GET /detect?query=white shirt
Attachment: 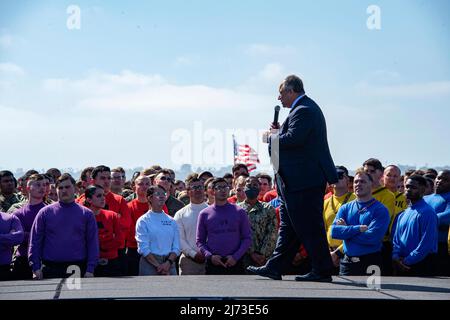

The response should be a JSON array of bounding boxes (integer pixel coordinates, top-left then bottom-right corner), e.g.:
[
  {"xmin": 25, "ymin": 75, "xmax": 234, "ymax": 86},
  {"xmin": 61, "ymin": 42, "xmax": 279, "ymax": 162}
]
[
  {"xmin": 173, "ymin": 202, "xmax": 208, "ymax": 258},
  {"xmin": 135, "ymin": 211, "xmax": 180, "ymax": 257}
]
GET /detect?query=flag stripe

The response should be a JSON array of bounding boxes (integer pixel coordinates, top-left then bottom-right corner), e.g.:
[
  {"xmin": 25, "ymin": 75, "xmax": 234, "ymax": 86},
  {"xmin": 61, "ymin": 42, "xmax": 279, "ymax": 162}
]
[{"xmin": 233, "ymin": 137, "xmax": 260, "ymax": 172}]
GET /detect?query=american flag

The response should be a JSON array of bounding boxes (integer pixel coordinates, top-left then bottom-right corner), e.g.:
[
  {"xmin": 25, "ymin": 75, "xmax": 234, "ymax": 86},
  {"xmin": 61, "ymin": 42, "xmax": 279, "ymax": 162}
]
[{"xmin": 233, "ymin": 135, "xmax": 260, "ymax": 172}]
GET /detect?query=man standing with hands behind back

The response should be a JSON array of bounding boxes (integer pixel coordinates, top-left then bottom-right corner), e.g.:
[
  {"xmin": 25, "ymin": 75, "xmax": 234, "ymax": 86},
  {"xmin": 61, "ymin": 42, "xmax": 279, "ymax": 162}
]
[{"xmin": 248, "ymin": 74, "xmax": 338, "ymax": 282}]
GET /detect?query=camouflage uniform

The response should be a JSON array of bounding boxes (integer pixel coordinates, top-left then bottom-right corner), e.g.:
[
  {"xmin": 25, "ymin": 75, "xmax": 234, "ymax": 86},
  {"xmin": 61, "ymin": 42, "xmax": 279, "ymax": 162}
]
[
  {"xmin": 237, "ymin": 200, "xmax": 278, "ymax": 266},
  {"xmin": 7, "ymin": 198, "xmax": 53, "ymax": 214},
  {"xmin": 0, "ymin": 193, "xmax": 25, "ymax": 213},
  {"xmin": 166, "ymin": 195, "xmax": 185, "ymax": 217},
  {"xmin": 125, "ymin": 192, "xmax": 137, "ymax": 203},
  {"xmin": 122, "ymin": 189, "xmax": 134, "ymax": 201},
  {"xmin": 7, "ymin": 199, "xmax": 27, "ymax": 214}
]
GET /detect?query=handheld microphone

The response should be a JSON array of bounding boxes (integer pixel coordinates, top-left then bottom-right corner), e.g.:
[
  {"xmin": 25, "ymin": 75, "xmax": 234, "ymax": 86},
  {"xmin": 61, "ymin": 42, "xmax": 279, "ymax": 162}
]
[{"xmin": 273, "ymin": 105, "xmax": 281, "ymax": 128}]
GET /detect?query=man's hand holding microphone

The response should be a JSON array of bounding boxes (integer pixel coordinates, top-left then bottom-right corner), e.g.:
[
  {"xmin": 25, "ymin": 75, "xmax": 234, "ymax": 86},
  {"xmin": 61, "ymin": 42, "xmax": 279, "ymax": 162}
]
[{"xmin": 263, "ymin": 105, "xmax": 280, "ymax": 143}]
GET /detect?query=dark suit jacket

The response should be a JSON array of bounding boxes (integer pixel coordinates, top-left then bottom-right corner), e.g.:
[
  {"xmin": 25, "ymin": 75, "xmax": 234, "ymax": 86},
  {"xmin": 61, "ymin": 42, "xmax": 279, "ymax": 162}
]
[{"xmin": 270, "ymin": 95, "xmax": 338, "ymax": 192}]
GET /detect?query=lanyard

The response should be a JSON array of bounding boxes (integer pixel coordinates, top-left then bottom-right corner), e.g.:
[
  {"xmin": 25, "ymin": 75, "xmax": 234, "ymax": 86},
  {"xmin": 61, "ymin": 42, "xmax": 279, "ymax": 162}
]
[{"xmin": 356, "ymin": 199, "xmax": 377, "ymax": 214}]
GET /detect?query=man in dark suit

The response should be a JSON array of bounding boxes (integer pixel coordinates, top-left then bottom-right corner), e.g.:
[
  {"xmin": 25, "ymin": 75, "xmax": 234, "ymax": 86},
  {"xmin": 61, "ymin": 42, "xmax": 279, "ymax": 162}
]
[{"xmin": 247, "ymin": 75, "xmax": 338, "ymax": 282}]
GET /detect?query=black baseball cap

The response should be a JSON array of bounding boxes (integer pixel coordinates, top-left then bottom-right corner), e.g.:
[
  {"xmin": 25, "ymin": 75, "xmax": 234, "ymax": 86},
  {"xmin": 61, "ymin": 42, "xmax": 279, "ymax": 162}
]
[{"xmin": 335, "ymin": 166, "xmax": 349, "ymax": 176}]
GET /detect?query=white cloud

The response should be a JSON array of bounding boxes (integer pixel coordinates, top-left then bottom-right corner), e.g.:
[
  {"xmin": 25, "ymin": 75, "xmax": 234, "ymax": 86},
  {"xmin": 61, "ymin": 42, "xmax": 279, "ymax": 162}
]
[
  {"xmin": 259, "ymin": 63, "xmax": 284, "ymax": 82},
  {"xmin": 0, "ymin": 104, "xmax": 44, "ymax": 130},
  {"xmin": 355, "ymin": 81, "xmax": 450, "ymax": 98},
  {"xmin": 41, "ymin": 69, "xmax": 271, "ymax": 112},
  {"xmin": 43, "ymin": 70, "xmax": 165, "ymax": 94},
  {"xmin": 0, "ymin": 62, "xmax": 25, "ymax": 76},
  {"xmin": 237, "ymin": 63, "xmax": 285, "ymax": 94}
]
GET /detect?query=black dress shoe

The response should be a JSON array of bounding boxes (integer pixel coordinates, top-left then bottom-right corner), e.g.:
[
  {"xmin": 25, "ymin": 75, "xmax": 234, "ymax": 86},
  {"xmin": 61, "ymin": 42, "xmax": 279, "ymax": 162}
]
[
  {"xmin": 247, "ymin": 266, "xmax": 282, "ymax": 280},
  {"xmin": 295, "ymin": 272, "xmax": 332, "ymax": 282}
]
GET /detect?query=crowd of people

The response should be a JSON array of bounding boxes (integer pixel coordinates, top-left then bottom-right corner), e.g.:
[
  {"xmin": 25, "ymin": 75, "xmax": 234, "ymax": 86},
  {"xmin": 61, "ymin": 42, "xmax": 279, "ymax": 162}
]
[{"xmin": 0, "ymin": 160, "xmax": 449, "ymax": 281}]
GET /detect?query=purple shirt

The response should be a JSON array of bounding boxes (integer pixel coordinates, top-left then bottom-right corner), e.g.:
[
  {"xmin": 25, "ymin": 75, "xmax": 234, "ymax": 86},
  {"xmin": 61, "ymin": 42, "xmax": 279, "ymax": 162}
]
[
  {"xmin": 196, "ymin": 202, "xmax": 252, "ymax": 261},
  {"xmin": 12, "ymin": 202, "xmax": 46, "ymax": 257},
  {"xmin": 0, "ymin": 211, "xmax": 24, "ymax": 265},
  {"xmin": 28, "ymin": 201, "xmax": 99, "ymax": 273}
]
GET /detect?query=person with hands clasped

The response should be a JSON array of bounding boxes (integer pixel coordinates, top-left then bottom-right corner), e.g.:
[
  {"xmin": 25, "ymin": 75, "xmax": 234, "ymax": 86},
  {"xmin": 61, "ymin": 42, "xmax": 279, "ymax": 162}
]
[
  {"xmin": 136, "ymin": 185, "xmax": 180, "ymax": 276},
  {"xmin": 196, "ymin": 178, "xmax": 252, "ymax": 275}
]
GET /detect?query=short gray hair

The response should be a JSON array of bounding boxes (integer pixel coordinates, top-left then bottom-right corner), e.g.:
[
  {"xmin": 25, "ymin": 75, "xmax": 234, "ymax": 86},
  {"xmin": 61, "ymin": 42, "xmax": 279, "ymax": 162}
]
[{"xmin": 283, "ymin": 75, "xmax": 304, "ymax": 93}]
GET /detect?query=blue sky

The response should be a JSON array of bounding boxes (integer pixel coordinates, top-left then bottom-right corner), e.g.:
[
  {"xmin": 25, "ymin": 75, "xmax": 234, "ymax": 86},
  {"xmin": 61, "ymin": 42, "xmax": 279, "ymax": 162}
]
[{"xmin": 1, "ymin": 0, "xmax": 449, "ymax": 173}]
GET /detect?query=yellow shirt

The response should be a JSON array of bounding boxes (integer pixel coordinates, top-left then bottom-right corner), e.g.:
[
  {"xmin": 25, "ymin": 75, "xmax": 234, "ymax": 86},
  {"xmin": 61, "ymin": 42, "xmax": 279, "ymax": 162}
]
[
  {"xmin": 323, "ymin": 192, "xmax": 356, "ymax": 249},
  {"xmin": 448, "ymin": 229, "xmax": 450, "ymax": 255},
  {"xmin": 394, "ymin": 191, "xmax": 408, "ymax": 215},
  {"xmin": 372, "ymin": 186, "xmax": 396, "ymax": 241}
]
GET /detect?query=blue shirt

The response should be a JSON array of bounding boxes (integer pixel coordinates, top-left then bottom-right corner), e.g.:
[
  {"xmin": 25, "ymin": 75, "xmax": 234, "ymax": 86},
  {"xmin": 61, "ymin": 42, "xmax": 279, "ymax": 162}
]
[
  {"xmin": 424, "ymin": 192, "xmax": 450, "ymax": 243},
  {"xmin": 289, "ymin": 94, "xmax": 306, "ymax": 111},
  {"xmin": 392, "ymin": 199, "xmax": 438, "ymax": 266},
  {"xmin": 331, "ymin": 199, "xmax": 389, "ymax": 257},
  {"xmin": 270, "ymin": 197, "xmax": 281, "ymax": 209}
]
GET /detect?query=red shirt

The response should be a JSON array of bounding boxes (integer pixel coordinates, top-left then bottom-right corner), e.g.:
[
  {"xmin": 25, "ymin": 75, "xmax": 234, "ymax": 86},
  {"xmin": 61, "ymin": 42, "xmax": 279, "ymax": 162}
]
[
  {"xmin": 324, "ymin": 191, "xmax": 333, "ymax": 200},
  {"xmin": 126, "ymin": 199, "xmax": 149, "ymax": 249},
  {"xmin": 227, "ymin": 195, "xmax": 237, "ymax": 204},
  {"xmin": 78, "ymin": 192, "xmax": 131, "ymax": 249},
  {"xmin": 263, "ymin": 189, "xmax": 278, "ymax": 202},
  {"xmin": 95, "ymin": 209, "xmax": 122, "ymax": 259}
]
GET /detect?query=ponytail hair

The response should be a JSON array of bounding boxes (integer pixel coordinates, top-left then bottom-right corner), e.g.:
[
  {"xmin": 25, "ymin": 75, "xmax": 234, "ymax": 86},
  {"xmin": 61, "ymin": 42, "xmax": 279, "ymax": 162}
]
[{"xmin": 84, "ymin": 185, "xmax": 104, "ymax": 207}]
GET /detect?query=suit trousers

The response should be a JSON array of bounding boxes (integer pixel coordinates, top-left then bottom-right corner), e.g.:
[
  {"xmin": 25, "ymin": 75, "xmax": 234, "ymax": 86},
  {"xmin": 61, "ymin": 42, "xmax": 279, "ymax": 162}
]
[
  {"xmin": 0, "ymin": 264, "xmax": 11, "ymax": 281},
  {"xmin": 266, "ymin": 175, "xmax": 333, "ymax": 275}
]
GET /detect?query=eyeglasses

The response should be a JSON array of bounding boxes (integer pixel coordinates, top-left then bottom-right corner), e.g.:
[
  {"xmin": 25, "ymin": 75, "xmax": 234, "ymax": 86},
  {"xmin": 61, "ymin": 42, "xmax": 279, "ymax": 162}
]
[
  {"xmin": 154, "ymin": 192, "xmax": 167, "ymax": 197},
  {"xmin": 159, "ymin": 176, "xmax": 173, "ymax": 182},
  {"xmin": 214, "ymin": 185, "xmax": 230, "ymax": 191}
]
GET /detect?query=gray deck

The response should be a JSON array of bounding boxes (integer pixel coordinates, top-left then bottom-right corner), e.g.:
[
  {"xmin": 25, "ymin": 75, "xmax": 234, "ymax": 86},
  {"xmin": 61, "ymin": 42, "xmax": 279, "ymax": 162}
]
[{"xmin": 1, "ymin": 275, "xmax": 449, "ymax": 300}]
